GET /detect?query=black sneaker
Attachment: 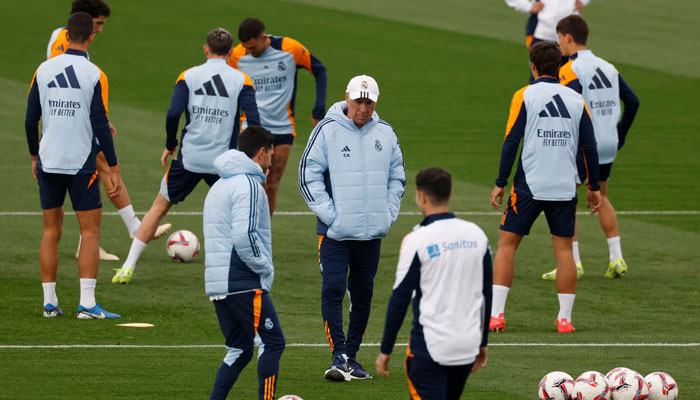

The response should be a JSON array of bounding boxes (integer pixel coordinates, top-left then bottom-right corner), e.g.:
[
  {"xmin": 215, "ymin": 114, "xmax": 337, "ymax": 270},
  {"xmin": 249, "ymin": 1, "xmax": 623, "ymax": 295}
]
[
  {"xmin": 348, "ymin": 358, "xmax": 373, "ymax": 380},
  {"xmin": 324, "ymin": 354, "xmax": 352, "ymax": 382}
]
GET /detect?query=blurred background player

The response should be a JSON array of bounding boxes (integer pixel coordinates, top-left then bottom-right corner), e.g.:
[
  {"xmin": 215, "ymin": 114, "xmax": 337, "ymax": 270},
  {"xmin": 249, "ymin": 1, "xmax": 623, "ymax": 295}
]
[
  {"xmin": 488, "ymin": 42, "xmax": 601, "ymax": 333},
  {"xmin": 541, "ymin": 15, "xmax": 640, "ymax": 280},
  {"xmin": 47, "ymin": 0, "xmax": 171, "ymax": 261},
  {"xmin": 111, "ymin": 28, "xmax": 260, "ymax": 284},
  {"xmin": 230, "ymin": 17, "xmax": 327, "ymax": 215},
  {"xmin": 299, "ymin": 75, "xmax": 405, "ymax": 381},
  {"xmin": 204, "ymin": 127, "xmax": 285, "ymax": 400},
  {"xmin": 376, "ymin": 167, "xmax": 491, "ymax": 399},
  {"xmin": 27, "ymin": 12, "xmax": 121, "ymax": 319}
]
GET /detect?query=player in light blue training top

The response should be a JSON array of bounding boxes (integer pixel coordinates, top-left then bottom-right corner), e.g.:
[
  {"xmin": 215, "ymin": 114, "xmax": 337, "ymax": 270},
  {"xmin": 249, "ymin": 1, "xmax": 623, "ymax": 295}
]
[
  {"xmin": 112, "ymin": 28, "xmax": 260, "ymax": 284},
  {"xmin": 26, "ymin": 12, "xmax": 121, "ymax": 319},
  {"xmin": 230, "ymin": 17, "xmax": 327, "ymax": 215},
  {"xmin": 489, "ymin": 42, "xmax": 601, "ymax": 334}
]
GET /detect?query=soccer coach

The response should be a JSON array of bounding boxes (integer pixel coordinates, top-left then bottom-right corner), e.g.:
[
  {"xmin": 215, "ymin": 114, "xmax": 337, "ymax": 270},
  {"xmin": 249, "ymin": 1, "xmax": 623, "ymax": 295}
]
[{"xmin": 299, "ymin": 75, "xmax": 406, "ymax": 381}]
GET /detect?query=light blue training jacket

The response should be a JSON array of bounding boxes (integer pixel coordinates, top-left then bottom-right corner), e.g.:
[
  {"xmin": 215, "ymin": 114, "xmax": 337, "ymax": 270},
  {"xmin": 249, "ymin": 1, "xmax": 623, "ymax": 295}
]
[
  {"xmin": 298, "ymin": 100, "xmax": 406, "ymax": 241},
  {"xmin": 203, "ymin": 149, "xmax": 273, "ymax": 296}
]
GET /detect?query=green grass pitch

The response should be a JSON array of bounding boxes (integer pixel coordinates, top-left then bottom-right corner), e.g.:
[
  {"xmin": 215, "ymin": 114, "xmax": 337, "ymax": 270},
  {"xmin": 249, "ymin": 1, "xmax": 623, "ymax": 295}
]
[{"xmin": 1, "ymin": 0, "xmax": 699, "ymax": 398}]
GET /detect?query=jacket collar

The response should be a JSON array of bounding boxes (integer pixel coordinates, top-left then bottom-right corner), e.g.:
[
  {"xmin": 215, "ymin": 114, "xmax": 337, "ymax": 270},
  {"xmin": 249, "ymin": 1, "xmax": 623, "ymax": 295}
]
[
  {"xmin": 420, "ymin": 212, "xmax": 455, "ymax": 226},
  {"xmin": 65, "ymin": 48, "xmax": 88, "ymax": 58}
]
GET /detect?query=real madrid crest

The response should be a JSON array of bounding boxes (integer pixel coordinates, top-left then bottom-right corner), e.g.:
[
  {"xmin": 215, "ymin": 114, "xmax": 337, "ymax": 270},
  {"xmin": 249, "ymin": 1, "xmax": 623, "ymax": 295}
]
[
  {"xmin": 375, "ymin": 140, "xmax": 382, "ymax": 152},
  {"xmin": 361, "ymin": 81, "xmax": 368, "ymax": 89},
  {"xmin": 278, "ymin": 61, "xmax": 286, "ymax": 71},
  {"xmin": 265, "ymin": 317, "xmax": 273, "ymax": 329}
]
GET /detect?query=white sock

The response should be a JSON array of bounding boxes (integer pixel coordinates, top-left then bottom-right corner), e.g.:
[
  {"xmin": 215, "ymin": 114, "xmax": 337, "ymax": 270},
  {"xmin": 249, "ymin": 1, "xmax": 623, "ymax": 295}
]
[
  {"xmin": 572, "ymin": 241, "xmax": 581, "ymax": 264},
  {"xmin": 557, "ymin": 293, "xmax": 576, "ymax": 322},
  {"xmin": 491, "ymin": 285, "xmax": 510, "ymax": 317},
  {"xmin": 118, "ymin": 205, "xmax": 141, "ymax": 237},
  {"xmin": 607, "ymin": 236, "xmax": 622, "ymax": 262},
  {"xmin": 42, "ymin": 282, "xmax": 58, "ymax": 307},
  {"xmin": 122, "ymin": 238, "xmax": 148, "ymax": 271},
  {"xmin": 79, "ymin": 278, "xmax": 97, "ymax": 308}
]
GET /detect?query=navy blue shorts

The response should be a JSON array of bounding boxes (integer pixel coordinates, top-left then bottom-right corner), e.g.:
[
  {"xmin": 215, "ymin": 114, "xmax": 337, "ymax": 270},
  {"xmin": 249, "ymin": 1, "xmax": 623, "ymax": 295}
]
[
  {"xmin": 405, "ymin": 333, "xmax": 474, "ymax": 400},
  {"xmin": 159, "ymin": 158, "xmax": 218, "ymax": 204},
  {"xmin": 37, "ymin": 169, "xmax": 102, "ymax": 211},
  {"xmin": 577, "ymin": 153, "xmax": 612, "ymax": 182},
  {"xmin": 272, "ymin": 134, "xmax": 294, "ymax": 147},
  {"xmin": 500, "ymin": 192, "xmax": 577, "ymax": 237}
]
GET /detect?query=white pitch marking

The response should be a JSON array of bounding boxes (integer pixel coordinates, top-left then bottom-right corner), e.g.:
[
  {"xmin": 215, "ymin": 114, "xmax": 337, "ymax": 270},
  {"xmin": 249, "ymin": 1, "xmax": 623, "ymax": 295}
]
[
  {"xmin": 1, "ymin": 343, "xmax": 698, "ymax": 349},
  {"xmin": 1, "ymin": 211, "xmax": 699, "ymax": 216}
]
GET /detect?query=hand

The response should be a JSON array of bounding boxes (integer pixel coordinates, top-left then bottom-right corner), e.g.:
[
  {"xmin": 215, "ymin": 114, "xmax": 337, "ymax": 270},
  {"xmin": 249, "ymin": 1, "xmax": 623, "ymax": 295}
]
[
  {"xmin": 375, "ymin": 353, "xmax": 391, "ymax": 378},
  {"xmin": 490, "ymin": 185, "xmax": 505, "ymax": 210},
  {"xmin": 574, "ymin": 0, "xmax": 584, "ymax": 13},
  {"xmin": 531, "ymin": 2, "xmax": 544, "ymax": 14},
  {"xmin": 587, "ymin": 190, "xmax": 601, "ymax": 214},
  {"xmin": 311, "ymin": 116, "xmax": 321, "ymax": 128},
  {"xmin": 161, "ymin": 148, "xmax": 175, "ymax": 168},
  {"xmin": 109, "ymin": 122, "xmax": 117, "ymax": 137},
  {"xmin": 31, "ymin": 156, "xmax": 38, "ymax": 180},
  {"xmin": 106, "ymin": 165, "xmax": 121, "ymax": 198},
  {"xmin": 471, "ymin": 347, "xmax": 488, "ymax": 373}
]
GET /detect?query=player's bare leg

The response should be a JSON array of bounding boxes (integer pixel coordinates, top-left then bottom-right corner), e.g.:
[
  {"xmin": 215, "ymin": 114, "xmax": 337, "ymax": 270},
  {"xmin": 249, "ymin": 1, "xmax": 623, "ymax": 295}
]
[
  {"xmin": 76, "ymin": 209, "xmax": 102, "ymax": 280},
  {"xmin": 598, "ymin": 181, "xmax": 627, "ymax": 277},
  {"xmin": 490, "ymin": 230, "xmax": 523, "ymax": 332},
  {"xmin": 98, "ymin": 152, "xmax": 132, "ymax": 210},
  {"xmin": 40, "ymin": 207, "xmax": 64, "ymax": 283},
  {"xmin": 262, "ymin": 144, "xmax": 289, "ymax": 215},
  {"xmin": 552, "ymin": 235, "xmax": 576, "ymax": 332},
  {"xmin": 543, "ymin": 198, "xmax": 583, "ymax": 280}
]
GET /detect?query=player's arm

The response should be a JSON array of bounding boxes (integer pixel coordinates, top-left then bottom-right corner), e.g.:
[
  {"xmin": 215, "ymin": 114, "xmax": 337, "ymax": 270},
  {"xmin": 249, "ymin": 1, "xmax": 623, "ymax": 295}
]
[
  {"xmin": 283, "ymin": 37, "xmax": 327, "ymax": 123},
  {"xmin": 25, "ymin": 71, "xmax": 41, "ymax": 179},
  {"xmin": 377, "ymin": 238, "xmax": 420, "ymax": 378},
  {"xmin": 91, "ymin": 76, "xmax": 121, "ymax": 197},
  {"xmin": 579, "ymin": 105, "xmax": 602, "ymax": 213},
  {"xmin": 298, "ymin": 124, "xmax": 337, "ymax": 226},
  {"xmin": 616, "ymin": 75, "xmax": 640, "ymax": 150},
  {"xmin": 238, "ymin": 73, "xmax": 260, "ymax": 126},
  {"xmin": 387, "ymin": 133, "xmax": 406, "ymax": 224},
  {"xmin": 230, "ymin": 180, "xmax": 273, "ymax": 277},
  {"xmin": 492, "ymin": 88, "xmax": 527, "ymax": 209},
  {"xmin": 472, "ymin": 248, "xmax": 493, "ymax": 373},
  {"xmin": 505, "ymin": 0, "xmax": 539, "ymax": 14},
  {"xmin": 559, "ymin": 61, "xmax": 582, "ymax": 93},
  {"xmin": 164, "ymin": 72, "xmax": 189, "ymax": 166}
]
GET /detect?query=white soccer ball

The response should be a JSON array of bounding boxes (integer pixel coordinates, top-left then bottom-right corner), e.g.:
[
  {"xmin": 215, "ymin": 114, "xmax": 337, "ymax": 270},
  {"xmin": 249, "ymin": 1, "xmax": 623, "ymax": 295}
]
[
  {"xmin": 644, "ymin": 372, "xmax": 678, "ymax": 400},
  {"xmin": 606, "ymin": 367, "xmax": 631, "ymax": 383},
  {"xmin": 610, "ymin": 370, "xmax": 649, "ymax": 400},
  {"xmin": 539, "ymin": 371, "xmax": 575, "ymax": 400},
  {"xmin": 166, "ymin": 230, "xmax": 200, "ymax": 262},
  {"xmin": 277, "ymin": 396, "xmax": 304, "ymax": 400},
  {"xmin": 574, "ymin": 371, "xmax": 611, "ymax": 400}
]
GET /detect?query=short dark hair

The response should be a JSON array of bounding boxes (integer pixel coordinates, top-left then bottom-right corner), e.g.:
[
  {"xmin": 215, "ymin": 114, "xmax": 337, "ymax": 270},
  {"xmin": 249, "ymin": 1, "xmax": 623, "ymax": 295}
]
[
  {"xmin": 238, "ymin": 126, "xmax": 274, "ymax": 158},
  {"xmin": 556, "ymin": 15, "xmax": 589, "ymax": 45},
  {"xmin": 529, "ymin": 41, "xmax": 561, "ymax": 77},
  {"xmin": 71, "ymin": 0, "xmax": 111, "ymax": 18},
  {"xmin": 238, "ymin": 18, "xmax": 265, "ymax": 42},
  {"xmin": 206, "ymin": 28, "xmax": 233, "ymax": 56},
  {"xmin": 67, "ymin": 12, "xmax": 94, "ymax": 43},
  {"xmin": 416, "ymin": 167, "xmax": 452, "ymax": 205}
]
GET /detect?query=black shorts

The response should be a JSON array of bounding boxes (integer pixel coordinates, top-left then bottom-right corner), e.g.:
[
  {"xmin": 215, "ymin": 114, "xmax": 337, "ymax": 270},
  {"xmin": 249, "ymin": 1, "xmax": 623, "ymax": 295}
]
[
  {"xmin": 500, "ymin": 192, "xmax": 577, "ymax": 237},
  {"xmin": 273, "ymin": 134, "xmax": 294, "ymax": 146},
  {"xmin": 159, "ymin": 158, "xmax": 219, "ymax": 205},
  {"xmin": 37, "ymin": 169, "xmax": 102, "ymax": 211},
  {"xmin": 577, "ymin": 152, "xmax": 613, "ymax": 182}
]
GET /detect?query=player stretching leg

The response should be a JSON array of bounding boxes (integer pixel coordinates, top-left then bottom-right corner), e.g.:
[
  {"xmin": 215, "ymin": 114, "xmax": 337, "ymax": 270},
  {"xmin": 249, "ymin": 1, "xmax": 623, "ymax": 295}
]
[{"xmin": 488, "ymin": 42, "xmax": 601, "ymax": 333}]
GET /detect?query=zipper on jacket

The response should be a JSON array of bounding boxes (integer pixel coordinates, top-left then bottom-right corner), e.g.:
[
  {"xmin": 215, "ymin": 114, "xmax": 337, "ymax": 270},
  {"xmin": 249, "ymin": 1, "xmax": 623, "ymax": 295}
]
[{"xmin": 360, "ymin": 125, "xmax": 369, "ymax": 239}]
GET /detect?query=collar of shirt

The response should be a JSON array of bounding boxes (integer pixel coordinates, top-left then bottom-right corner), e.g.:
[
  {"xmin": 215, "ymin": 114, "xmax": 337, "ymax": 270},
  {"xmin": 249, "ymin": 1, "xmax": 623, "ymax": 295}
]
[
  {"xmin": 532, "ymin": 76, "xmax": 559, "ymax": 84},
  {"xmin": 65, "ymin": 48, "xmax": 88, "ymax": 58},
  {"xmin": 206, "ymin": 58, "xmax": 228, "ymax": 65},
  {"xmin": 420, "ymin": 212, "xmax": 455, "ymax": 226}
]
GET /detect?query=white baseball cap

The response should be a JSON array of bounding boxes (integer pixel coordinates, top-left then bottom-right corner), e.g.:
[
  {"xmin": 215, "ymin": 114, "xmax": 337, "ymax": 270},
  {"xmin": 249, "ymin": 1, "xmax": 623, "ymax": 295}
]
[{"xmin": 346, "ymin": 75, "xmax": 379, "ymax": 102}]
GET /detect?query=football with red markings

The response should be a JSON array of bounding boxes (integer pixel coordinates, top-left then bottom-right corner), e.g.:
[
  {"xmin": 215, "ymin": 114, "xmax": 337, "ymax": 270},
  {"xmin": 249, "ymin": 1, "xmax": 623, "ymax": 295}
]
[
  {"xmin": 610, "ymin": 370, "xmax": 649, "ymax": 400},
  {"xmin": 277, "ymin": 396, "xmax": 304, "ymax": 400},
  {"xmin": 574, "ymin": 371, "xmax": 611, "ymax": 400},
  {"xmin": 166, "ymin": 230, "xmax": 200, "ymax": 262},
  {"xmin": 539, "ymin": 371, "xmax": 575, "ymax": 400},
  {"xmin": 644, "ymin": 372, "xmax": 678, "ymax": 400}
]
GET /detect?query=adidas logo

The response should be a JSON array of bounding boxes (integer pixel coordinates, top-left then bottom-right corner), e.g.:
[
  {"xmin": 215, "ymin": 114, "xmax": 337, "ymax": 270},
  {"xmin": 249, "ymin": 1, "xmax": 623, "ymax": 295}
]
[
  {"xmin": 47, "ymin": 65, "xmax": 81, "ymax": 89},
  {"xmin": 194, "ymin": 74, "xmax": 229, "ymax": 97},
  {"xmin": 341, "ymin": 145, "xmax": 351, "ymax": 157},
  {"xmin": 588, "ymin": 67, "xmax": 613, "ymax": 90},
  {"xmin": 538, "ymin": 94, "xmax": 571, "ymax": 119}
]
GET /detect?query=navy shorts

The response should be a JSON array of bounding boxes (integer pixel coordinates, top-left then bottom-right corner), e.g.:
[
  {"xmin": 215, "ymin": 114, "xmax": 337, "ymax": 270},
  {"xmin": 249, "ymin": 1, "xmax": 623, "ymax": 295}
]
[
  {"xmin": 405, "ymin": 333, "xmax": 474, "ymax": 400},
  {"xmin": 159, "ymin": 158, "xmax": 219, "ymax": 204},
  {"xmin": 272, "ymin": 134, "xmax": 294, "ymax": 147},
  {"xmin": 500, "ymin": 192, "xmax": 577, "ymax": 237},
  {"xmin": 37, "ymin": 169, "xmax": 102, "ymax": 211},
  {"xmin": 577, "ymin": 153, "xmax": 613, "ymax": 182}
]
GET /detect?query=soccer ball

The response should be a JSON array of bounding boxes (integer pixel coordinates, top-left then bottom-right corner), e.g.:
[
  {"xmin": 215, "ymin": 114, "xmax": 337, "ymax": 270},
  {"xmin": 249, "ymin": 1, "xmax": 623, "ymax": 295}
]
[
  {"xmin": 644, "ymin": 372, "xmax": 678, "ymax": 400},
  {"xmin": 166, "ymin": 230, "xmax": 200, "ymax": 262},
  {"xmin": 606, "ymin": 367, "xmax": 631, "ymax": 383},
  {"xmin": 277, "ymin": 396, "xmax": 304, "ymax": 400},
  {"xmin": 610, "ymin": 370, "xmax": 649, "ymax": 400},
  {"xmin": 574, "ymin": 371, "xmax": 611, "ymax": 400},
  {"xmin": 539, "ymin": 371, "xmax": 575, "ymax": 400}
]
